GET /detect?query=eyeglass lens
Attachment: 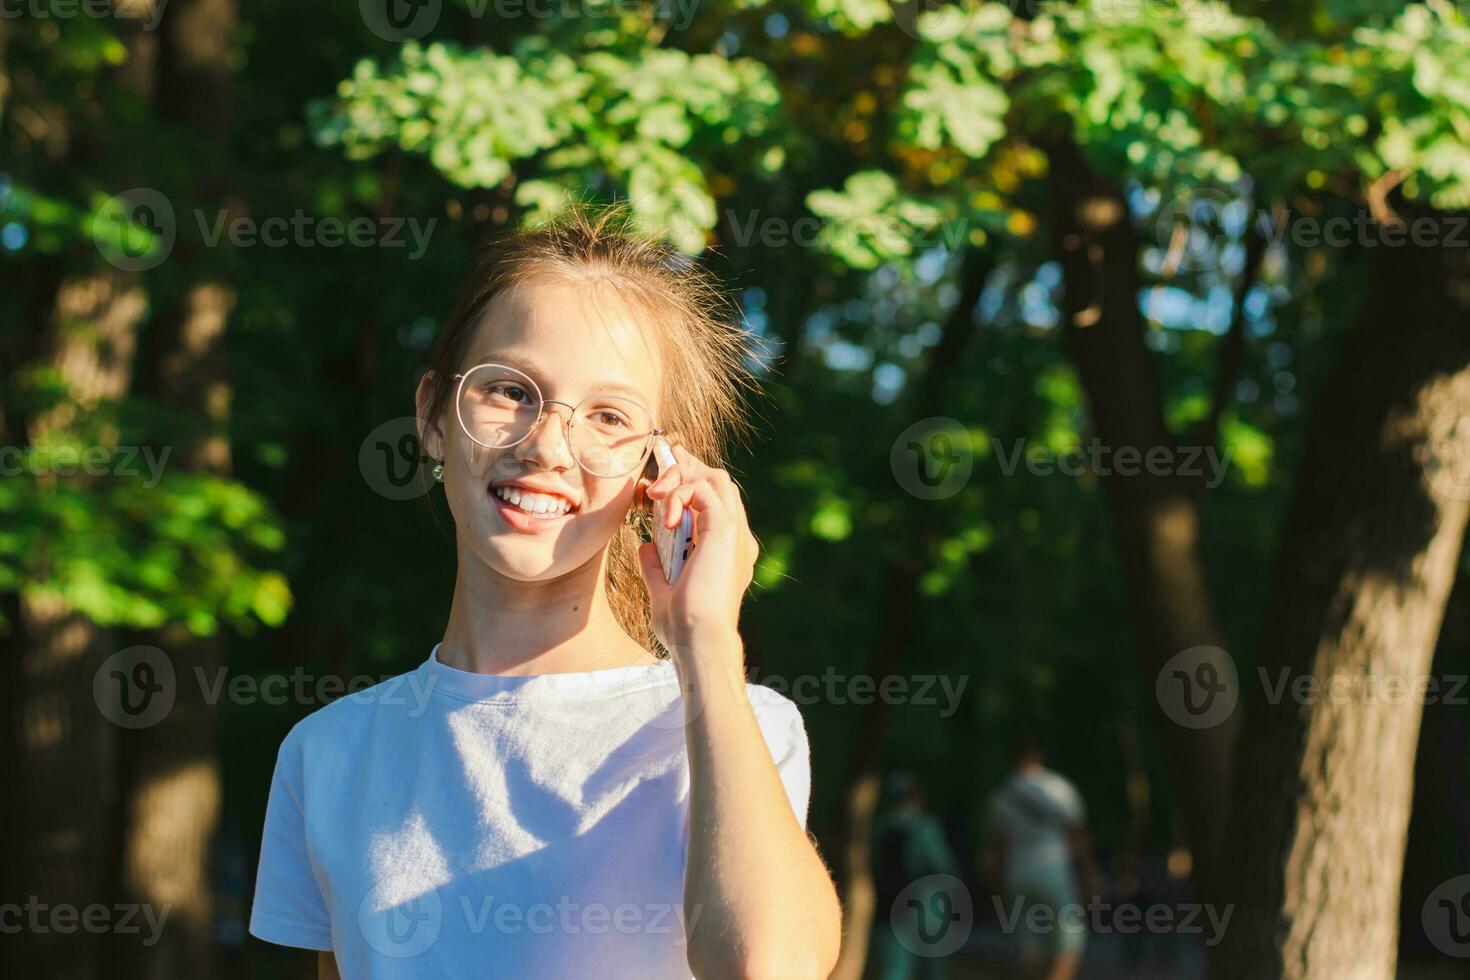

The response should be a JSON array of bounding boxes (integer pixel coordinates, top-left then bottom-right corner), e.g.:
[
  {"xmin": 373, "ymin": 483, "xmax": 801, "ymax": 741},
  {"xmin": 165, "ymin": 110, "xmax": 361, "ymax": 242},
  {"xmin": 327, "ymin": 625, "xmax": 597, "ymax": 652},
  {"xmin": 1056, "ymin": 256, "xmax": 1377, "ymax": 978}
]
[{"xmin": 457, "ymin": 364, "xmax": 653, "ymax": 478}]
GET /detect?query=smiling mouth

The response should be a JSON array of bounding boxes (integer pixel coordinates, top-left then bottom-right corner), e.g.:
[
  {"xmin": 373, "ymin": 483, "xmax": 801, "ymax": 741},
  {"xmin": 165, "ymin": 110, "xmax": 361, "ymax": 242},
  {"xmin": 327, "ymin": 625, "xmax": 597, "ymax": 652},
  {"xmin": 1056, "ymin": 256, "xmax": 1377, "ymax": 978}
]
[{"xmin": 490, "ymin": 484, "xmax": 579, "ymax": 518}]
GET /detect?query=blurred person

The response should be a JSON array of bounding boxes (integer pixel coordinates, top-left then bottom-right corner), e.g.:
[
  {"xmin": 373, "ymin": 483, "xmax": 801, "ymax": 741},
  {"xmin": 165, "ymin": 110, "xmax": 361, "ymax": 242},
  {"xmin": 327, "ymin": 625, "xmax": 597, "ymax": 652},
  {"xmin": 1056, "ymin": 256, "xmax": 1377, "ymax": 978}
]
[
  {"xmin": 247, "ymin": 207, "xmax": 842, "ymax": 979},
  {"xmin": 980, "ymin": 736, "xmax": 1095, "ymax": 980},
  {"xmin": 867, "ymin": 773, "xmax": 965, "ymax": 980}
]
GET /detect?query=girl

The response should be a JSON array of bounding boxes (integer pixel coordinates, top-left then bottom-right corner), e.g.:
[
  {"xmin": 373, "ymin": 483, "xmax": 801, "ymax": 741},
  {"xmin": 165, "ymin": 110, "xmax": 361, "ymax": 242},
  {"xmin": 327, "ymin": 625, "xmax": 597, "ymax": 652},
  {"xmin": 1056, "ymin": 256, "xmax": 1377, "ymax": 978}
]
[{"xmin": 248, "ymin": 207, "xmax": 843, "ymax": 979}]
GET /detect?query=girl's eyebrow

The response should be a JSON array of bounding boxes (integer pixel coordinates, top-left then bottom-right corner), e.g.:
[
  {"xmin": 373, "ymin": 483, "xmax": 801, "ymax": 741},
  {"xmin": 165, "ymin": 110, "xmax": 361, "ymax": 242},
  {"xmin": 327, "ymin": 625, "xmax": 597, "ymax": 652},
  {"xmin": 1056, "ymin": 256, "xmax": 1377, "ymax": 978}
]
[{"xmin": 476, "ymin": 350, "xmax": 650, "ymax": 402}]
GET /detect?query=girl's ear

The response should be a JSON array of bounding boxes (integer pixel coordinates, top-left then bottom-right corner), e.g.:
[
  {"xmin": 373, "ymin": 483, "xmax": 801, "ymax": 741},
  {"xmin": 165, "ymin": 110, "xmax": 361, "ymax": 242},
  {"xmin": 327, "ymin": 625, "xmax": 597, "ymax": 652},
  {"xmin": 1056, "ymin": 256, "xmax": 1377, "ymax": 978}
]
[
  {"xmin": 632, "ymin": 456, "xmax": 655, "ymax": 510},
  {"xmin": 632, "ymin": 436, "xmax": 672, "ymax": 509},
  {"xmin": 414, "ymin": 371, "xmax": 446, "ymax": 461}
]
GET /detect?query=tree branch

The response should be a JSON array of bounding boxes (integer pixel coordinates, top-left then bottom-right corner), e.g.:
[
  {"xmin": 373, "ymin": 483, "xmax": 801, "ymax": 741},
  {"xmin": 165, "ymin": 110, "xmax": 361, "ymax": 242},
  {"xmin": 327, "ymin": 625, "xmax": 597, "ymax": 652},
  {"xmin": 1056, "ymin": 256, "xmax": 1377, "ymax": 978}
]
[{"xmin": 1200, "ymin": 206, "xmax": 1271, "ymax": 455}]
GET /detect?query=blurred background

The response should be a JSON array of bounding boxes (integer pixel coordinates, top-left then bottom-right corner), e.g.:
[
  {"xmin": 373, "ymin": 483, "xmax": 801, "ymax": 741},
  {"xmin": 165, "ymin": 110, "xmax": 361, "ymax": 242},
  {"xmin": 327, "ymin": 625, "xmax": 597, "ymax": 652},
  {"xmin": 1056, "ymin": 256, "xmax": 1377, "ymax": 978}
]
[{"xmin": 4, "ymin": 0, "xmax": 1470, "ymax": 977}]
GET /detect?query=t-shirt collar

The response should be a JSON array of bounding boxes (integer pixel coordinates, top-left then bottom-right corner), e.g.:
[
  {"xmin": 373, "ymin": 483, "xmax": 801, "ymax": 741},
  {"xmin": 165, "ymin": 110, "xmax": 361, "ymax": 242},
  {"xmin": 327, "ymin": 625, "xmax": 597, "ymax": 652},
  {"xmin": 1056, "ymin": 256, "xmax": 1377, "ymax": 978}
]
[{"xmin": 420, "ymin": 642, "xmax": 676, "ymax": 704}]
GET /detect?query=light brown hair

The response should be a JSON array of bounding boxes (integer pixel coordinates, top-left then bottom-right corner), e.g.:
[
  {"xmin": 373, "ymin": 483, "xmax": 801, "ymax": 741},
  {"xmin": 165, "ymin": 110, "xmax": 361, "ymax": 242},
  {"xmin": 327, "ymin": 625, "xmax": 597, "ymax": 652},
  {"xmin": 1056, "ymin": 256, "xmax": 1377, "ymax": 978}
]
[{"xmin": 420, "ymin": 204, "xmax": 760, "ymax": 652}]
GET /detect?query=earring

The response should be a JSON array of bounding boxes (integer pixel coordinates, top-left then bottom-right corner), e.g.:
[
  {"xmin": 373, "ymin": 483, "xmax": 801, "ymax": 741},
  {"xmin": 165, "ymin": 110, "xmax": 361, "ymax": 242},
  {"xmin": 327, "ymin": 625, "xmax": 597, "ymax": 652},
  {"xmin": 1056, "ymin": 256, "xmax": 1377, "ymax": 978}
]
[{"xmin": 432, "ymin": 461, "xmax": 445, "ymax": 483}]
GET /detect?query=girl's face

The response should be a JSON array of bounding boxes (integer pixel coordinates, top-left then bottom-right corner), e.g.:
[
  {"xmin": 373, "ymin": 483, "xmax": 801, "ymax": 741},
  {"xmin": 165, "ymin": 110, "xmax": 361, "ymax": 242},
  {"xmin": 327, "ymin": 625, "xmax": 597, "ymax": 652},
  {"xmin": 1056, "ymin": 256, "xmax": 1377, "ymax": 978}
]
[{"xmin": 421, "ymin": 276, "xmax": 663, "ymax": 582}]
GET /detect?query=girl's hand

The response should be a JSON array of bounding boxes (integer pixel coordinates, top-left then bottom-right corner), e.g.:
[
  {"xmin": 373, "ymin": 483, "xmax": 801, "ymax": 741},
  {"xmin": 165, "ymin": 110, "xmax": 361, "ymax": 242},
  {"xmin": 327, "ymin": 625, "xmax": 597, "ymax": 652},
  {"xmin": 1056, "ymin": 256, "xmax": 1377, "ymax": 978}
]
[{"xmin": 636, "ymin": 444, "xmax": 759, "ymax": 660}]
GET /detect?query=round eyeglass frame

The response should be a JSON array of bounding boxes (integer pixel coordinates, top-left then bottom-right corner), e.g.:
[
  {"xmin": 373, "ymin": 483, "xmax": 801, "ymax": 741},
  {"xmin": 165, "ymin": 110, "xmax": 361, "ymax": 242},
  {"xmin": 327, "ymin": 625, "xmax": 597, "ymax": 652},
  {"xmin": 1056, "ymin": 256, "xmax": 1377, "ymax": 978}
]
[{"xmin": 451, "ymin": 362, "xmax": 664, "ymax": 479}]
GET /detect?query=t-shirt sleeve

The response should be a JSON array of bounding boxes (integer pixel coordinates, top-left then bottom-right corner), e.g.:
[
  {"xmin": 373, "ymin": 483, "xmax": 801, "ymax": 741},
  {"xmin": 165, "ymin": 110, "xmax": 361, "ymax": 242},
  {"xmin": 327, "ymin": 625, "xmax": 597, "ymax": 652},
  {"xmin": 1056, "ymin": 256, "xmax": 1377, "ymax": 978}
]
[
  {"xmin": 249, "ymin": 726, "xmax": 334, "ymax": 951},
  {"xmin": 753, "ymin": 689, "xmax": 812, "ymax": 831},
  {"xmin": 916, "ymin": 816, "xmax": 961, "ymax": 876},
  {"xmin": 1057, "ymin": 779, "xmax": 1086, "ymax": 826},
  {"xmin": 679, "ymin": 687, "xmax": 813, "ymax": 868}
]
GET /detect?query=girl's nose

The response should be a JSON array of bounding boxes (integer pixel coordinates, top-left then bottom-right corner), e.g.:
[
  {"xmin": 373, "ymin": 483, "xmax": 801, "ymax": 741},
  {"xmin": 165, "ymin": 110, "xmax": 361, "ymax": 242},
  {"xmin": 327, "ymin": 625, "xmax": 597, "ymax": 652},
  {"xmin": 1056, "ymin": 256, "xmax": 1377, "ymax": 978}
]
[{"xmin": 515, "ymin": 402, "xmax": 575, "ymax": 470}]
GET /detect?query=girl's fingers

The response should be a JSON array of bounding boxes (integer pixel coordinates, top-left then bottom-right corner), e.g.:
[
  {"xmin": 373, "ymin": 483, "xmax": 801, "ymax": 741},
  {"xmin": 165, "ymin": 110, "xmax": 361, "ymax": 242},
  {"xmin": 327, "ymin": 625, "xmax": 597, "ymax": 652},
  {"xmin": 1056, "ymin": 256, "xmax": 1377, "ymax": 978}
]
[
  {"xmin": 647, "ymin": 445, "xmax": 696, "ymax": 512},
  {"xmin": 665, "ymin": 479, "xmax": 726, "ymax": 531},
  {"xmin": 646, "ymin": 464, "xmax": 679, "ymax": 499},
  {"xmin": 636, "ymin": 541, "xmax": 672, "ymax": 599},
  {"xmin": 666, "ymin": 448, "xmax": 755, "ymax": 551},
  {"xmin": 671, "ymin": 444, "xmax": 719, "ymax": 484},
  {"xmin": 657, "ymin": 447, "xmax": 749, "ymax": 546},
  {"xmin": 708, "ymin": 467, "xmax": 743, "ymax": 516},
  {"xmin": 692, "ymin": 464, "xmax": 751, "ymax": 557},
  {"xmin": 672, "ymin": 445, "xmax": 743, "ymax": 513}
]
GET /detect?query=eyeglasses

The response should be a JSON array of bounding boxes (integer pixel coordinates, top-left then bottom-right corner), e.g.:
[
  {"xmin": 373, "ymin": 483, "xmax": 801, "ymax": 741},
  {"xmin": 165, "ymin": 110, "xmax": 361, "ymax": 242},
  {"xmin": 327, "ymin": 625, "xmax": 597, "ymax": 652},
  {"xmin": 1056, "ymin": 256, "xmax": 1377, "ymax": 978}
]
[{"xmin": 452, "ymin": 363, "xmax": 662, "ymax": 479}]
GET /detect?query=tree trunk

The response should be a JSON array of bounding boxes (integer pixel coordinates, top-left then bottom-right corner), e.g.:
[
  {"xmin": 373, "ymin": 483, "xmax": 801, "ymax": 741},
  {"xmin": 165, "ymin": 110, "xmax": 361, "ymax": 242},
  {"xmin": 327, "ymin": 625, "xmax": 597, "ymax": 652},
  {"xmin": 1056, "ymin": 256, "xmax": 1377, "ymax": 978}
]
[
  {"xmin": 829, "ymin": 248, "xmax": 990, "ymax": 980},
  {"xmin": 829, "ymin": 564, "xmax": 920, "ymax": 980},
  {"xmin": 7, "ymin": 270, "xmax": 147, "ymax": 978},
  {"xmin": 1399, "ymin": 571, "xmax": 1470, "ymax": 963},
  {"xmin": 1, "ymin": 13, "xmax": 164, "ymax": 974},
  {"xmin": 116, "ymin": 2, "xmax": 239, "ymax": 976},
  {"xmin": 121, "ymin": 283, "xmax": 235, "ymax": 980},
  {"xmin": 1043, "ymin": 135, "xmax": 1237, "ymax": 899},
  {"xmin": 1217, "ymin": 210, "xmax": 1470, "ymax": 979}
]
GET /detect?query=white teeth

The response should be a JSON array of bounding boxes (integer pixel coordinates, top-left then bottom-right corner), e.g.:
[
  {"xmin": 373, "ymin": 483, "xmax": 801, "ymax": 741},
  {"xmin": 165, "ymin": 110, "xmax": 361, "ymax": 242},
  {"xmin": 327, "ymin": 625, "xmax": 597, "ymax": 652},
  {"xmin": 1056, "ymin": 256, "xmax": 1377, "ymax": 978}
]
[{"xmin": 493, "ymin": 485, "xmax": 573, "ymax": 516}]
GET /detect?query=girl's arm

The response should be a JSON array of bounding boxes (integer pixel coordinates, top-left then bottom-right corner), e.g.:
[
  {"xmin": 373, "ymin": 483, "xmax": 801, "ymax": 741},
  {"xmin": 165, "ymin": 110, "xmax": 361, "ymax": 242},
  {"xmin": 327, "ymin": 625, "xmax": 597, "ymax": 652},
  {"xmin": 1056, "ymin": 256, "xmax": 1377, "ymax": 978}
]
[
  {"xmin": 639, "ymin": 446, "xmax": 842, "ymax": 979},
  {"xmin": 675, "ymin": 629, "xmax": 842, "ymax": 979}
]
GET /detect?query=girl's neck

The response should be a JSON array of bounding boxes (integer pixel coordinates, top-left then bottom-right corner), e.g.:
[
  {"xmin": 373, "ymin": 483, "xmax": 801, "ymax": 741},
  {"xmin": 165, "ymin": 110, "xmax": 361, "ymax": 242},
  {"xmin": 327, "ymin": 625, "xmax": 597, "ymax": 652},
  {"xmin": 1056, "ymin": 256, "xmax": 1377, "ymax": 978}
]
[{"xmin": 437, "ymin": 544, "xmax": 657, "ymax": 676}]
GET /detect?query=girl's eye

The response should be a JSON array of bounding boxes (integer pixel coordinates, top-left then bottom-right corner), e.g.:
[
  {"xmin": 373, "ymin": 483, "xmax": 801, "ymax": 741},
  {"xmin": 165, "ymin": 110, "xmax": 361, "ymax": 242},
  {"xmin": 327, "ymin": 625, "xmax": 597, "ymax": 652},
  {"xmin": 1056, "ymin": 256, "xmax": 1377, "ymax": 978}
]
[
  {"xmin": 486, "ymin": 383, "xmax": 532, "ymax": 404},
  {"xmin": 594, "ymin": 411, "xmax": 629, "ymax": 429}
]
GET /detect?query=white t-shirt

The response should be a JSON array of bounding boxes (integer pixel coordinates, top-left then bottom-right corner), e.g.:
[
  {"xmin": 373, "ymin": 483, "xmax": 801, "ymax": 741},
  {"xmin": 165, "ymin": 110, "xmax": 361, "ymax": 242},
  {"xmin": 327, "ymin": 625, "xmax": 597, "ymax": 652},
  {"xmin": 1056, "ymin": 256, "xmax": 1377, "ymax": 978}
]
[
  {"xmin": 987, "ymin": 766, "xmax": 1085, "ymax": 876},
  {"xmin": 249, "ymin": 644, "xmax": 811, "ymax": 978}
]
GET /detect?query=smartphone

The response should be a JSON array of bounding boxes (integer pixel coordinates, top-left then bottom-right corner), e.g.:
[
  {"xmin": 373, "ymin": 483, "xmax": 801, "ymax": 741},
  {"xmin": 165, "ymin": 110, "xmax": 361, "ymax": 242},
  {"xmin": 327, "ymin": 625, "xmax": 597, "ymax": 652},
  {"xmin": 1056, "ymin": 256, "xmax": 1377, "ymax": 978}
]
[{"xmin": 647, "ymin": 438, "xmax": 696, "ymax": 584}]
